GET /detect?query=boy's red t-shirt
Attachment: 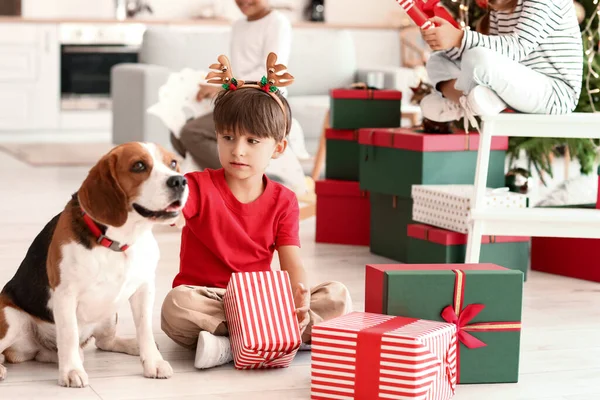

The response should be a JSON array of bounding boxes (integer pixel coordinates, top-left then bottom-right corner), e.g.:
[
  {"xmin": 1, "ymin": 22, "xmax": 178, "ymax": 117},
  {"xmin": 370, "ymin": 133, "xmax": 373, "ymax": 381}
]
[{"xmin": 173, "ymin": 168, "xmax": 300, "ymax": 289}]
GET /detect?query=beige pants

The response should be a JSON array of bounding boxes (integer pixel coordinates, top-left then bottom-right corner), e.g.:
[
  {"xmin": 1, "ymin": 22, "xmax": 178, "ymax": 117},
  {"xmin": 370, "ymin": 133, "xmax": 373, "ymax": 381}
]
[{"xmin": 161, "ymin": 281, "xmax": 352, "ymax": 349}]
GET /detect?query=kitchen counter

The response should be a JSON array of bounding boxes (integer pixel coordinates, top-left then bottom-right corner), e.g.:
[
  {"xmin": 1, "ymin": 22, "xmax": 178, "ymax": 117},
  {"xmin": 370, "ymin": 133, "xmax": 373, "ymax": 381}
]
[{"xmin": 0, "ymin": 16, "xmax": 409, "ymax": 30}]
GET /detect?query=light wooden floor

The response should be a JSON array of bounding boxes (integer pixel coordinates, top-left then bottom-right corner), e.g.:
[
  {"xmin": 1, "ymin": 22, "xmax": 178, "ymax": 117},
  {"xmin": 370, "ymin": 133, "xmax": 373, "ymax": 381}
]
[{"xmin": 1, "ymin": 149, "xmax": 600, "ymax": 400}]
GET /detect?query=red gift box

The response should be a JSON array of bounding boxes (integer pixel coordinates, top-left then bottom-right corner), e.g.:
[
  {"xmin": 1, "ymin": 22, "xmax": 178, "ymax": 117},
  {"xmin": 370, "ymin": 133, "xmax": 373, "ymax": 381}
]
[
  {"xmin": 531, "ymin": 236, "xmax": 600, "ymax": 282},
  {"xmin": 316, "ymin": 180, "xmax": 370, "ymax": 246},
  {"xmin": 223, "ymin": 271, "xmax": 302, "ymax": 369},
  {"xmin": 311, "ymin": 312, "xmax": 457, "ymax": 400}
]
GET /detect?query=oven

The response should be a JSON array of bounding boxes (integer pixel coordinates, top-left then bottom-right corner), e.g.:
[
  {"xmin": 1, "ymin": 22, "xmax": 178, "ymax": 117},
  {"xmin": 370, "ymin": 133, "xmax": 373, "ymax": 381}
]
[{"xmin": 59, "ymin": 23, "xmax": 146, "ymax": 111}]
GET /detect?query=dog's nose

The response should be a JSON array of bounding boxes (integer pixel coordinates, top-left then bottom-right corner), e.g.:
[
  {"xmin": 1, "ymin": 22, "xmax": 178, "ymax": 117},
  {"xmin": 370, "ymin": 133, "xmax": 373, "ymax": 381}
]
[{"xmin": 166, "ymin": 175, "xmax": 187, "ymax": 190}]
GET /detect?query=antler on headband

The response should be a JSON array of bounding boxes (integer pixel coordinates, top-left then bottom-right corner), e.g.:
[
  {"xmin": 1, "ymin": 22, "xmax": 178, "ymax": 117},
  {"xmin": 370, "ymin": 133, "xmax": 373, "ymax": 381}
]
[
  {"xmin": 206, "ymin": 52, "xmax": 294, "ymax": 130},
  {"xmin": 259, "ymin": 52, "xmax": 294, "ymax": 93},
  {"xmin": 206, "ymin": 54, "xmax": 244, "ymax": 91}
]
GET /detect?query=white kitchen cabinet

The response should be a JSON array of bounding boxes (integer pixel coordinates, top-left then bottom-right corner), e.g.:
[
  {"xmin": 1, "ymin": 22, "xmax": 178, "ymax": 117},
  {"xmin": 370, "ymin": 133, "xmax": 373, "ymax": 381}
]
[{"xmin": 0, "ymin": 23, "xmax": 59, "ymax": 130}]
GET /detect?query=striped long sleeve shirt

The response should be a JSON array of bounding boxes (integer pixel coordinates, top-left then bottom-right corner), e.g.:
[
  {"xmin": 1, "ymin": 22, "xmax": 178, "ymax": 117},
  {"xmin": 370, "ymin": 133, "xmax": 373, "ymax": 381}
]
[{"xmin": 445, "ymin": 0, "xmax": 583, "ymax": 114}]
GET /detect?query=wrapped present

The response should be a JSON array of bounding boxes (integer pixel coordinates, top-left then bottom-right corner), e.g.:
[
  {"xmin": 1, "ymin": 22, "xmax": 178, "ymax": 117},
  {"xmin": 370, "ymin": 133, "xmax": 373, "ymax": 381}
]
[
  {"xmin": 407, "ymin": 224, "xmax": 529, "ymax": 280},
  {"xmin": 316, "ymin": 180, "xmax": 370, "ymax": 246},
  {"xmin": 330, "ymin": 88, "xmax": 402, "ymax": 130},
  {"xmin": 412, "ymin": 185, "xmax": 528, "ymax": 234},
  {"xmin": 223, "ymin": 271, "xmax": 301, "ymax": 369},
  {"xmin": 531, "ymin": 203, "xmax": 600, "ymax": 282},
  {"xmin": 531, "ymin": 236, "xmax": 600, "ymax": 282},
  {"xmin": 311, "ymin": 312, "xmax": 457, "ymax": 400},
  {"xmin": 325, "ymin": 128, "xmax": 360, "ymax": 181},
  {"xmin": 370, "ymin": 193, "xmax": 413, "ymax": 262},
  {"xmin": 359, "ymin": 128, "xmax": 507, "ymax": 198},
  {"xmin": 365, "ymin": 264, "xmax": 523, "ymax": 384}
]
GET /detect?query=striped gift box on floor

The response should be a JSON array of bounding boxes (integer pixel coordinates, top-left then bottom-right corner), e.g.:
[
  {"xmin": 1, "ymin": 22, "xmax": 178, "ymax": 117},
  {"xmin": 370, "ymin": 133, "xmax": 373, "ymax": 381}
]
[
  {"xmin": 311, "ymin": 312, "xmax": 457, "ymax": 400},
  {"xmin": 223, "ymin": 271, "xmax": 302, "ymax": 369}
]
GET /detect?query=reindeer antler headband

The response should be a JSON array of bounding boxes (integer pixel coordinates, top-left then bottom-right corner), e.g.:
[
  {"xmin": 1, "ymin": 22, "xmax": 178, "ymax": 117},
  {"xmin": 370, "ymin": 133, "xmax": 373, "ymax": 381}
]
[{"xmin": 205, "ymin": 52, "xmax": 294, "ymax": 120}]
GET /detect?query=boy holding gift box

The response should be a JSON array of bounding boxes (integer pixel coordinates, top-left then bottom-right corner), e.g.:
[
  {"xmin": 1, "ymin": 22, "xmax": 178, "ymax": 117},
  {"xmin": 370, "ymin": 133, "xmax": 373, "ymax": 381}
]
[{"xmin": 161, "ymin": 53, "xmax": 352, "ymax": 370}]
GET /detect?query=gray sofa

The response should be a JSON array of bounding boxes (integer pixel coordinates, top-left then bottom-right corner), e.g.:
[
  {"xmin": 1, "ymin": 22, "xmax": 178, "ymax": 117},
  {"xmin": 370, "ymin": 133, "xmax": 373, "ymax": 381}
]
[{"xmin": 111, "ymin": 25, "xmax": 414, "ymax": 158}]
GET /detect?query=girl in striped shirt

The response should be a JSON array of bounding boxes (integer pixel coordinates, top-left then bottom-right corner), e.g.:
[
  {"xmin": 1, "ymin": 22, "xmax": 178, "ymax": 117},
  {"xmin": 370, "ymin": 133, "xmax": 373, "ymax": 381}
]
[{"xmin": 419, "ymin": 0, "xmax": 583, "ymax": 124}]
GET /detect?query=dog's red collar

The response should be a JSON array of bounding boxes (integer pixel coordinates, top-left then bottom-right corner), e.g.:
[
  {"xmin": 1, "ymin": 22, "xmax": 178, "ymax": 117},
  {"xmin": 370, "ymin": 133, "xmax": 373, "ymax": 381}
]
[{"xmin": 82, "ymin": 212, "xmax": 129, "ymax": 252}]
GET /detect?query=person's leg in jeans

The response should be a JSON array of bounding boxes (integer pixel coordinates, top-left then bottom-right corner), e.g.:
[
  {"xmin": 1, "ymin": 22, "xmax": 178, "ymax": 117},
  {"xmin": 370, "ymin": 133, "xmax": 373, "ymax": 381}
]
[
  {"xmin": 421, "ymin": 52, "xmax": 467, "ymax": 121},
  {"xmin": 456, "ymin": 47, "xmax": 556, "ymax": 115},
  {"xmin": 422, "ymin": 47, "xmax": 558, "ymax": 122},
  {"xmin": 178, "ymin": 113, "xmax": 222, "ymax": 170}
]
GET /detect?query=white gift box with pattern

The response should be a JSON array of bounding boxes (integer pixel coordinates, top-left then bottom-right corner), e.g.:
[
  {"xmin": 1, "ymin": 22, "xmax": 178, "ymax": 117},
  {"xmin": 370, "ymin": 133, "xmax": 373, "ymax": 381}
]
[{"xmin": 411, "ymin": 185, "xmax": 528, "ymax": 234}]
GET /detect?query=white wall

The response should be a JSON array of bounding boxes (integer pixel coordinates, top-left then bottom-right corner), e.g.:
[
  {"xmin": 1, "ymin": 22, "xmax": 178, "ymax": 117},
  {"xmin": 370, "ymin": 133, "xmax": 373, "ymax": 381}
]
[
  {"xmin": 21, "ymin": 0, "xmax": 405, "ymax": 68},
  {"xmin": 22, "ymin": 0, "xmax": 299, "ymax": 20},
  {"xmin": 22, "ymin": 0, "xmax": 407, "ymax": 26}
]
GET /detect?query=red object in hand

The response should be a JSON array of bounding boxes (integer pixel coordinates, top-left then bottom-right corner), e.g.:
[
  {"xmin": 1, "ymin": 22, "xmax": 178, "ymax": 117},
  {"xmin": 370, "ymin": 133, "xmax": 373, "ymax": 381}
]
[
  {"xmin": 396, "ymin": 0, "xmax": 435, "ymax": 29},
  {"xmin": 414, "ymin": 0, "xmax": 461, "ymax": 29}
]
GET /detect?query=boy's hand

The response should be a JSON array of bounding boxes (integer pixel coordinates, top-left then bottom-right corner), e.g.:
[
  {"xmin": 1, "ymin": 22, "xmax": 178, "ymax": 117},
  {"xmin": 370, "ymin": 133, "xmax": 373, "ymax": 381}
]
[
  {"xmin": 294, "ymin": 283, "xmax": 311, "ymax": 332},
  {"xmin": 421, "ymin": 17, "xmax": 464, "ymax": 51}
]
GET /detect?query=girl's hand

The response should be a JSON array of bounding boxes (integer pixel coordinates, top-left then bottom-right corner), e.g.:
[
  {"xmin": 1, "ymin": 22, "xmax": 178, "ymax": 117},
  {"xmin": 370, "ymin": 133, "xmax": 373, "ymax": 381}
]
[{"xmin": 421, "ymin": 17, "xmax": 464, "ymax": 51}]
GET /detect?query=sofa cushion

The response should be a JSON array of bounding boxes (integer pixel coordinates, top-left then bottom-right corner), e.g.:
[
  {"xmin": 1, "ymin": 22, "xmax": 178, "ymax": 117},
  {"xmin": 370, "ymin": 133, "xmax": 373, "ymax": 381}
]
[{"xmin": 287, "ymin": 95, "xmax": 329, "ymax": 154}]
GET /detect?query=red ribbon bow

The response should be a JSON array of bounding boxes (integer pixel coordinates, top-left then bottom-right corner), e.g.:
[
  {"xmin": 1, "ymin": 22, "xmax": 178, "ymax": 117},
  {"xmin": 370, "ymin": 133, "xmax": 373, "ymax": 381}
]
[
  {"xmin": 442, "ymin": 303, "xmax": 487, "ymax": 349},
  {"xmin": 440, "ymin": 270, "xmax": 522, "ymax": 382}
]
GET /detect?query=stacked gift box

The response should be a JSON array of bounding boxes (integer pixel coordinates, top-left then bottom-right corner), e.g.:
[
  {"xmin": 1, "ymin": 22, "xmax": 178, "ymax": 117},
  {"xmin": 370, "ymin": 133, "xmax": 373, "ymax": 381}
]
[
  {"xmin": 359, "ymin": 128, "xmax": 508, "ymax": 262},
  {"xmin": 316, "ymin": 87, "xmax": 402, "ymax": 246},
  {"xmin": 310, "ymin": 263, "xmax": 524, "ymax": 398},
  {"xmin": 409, "ymin": 184, "xmax": 530, "ymax": 279},
  {"xmin": 360, "ymin": 263, "xmax": 524, "ymax": 385}
]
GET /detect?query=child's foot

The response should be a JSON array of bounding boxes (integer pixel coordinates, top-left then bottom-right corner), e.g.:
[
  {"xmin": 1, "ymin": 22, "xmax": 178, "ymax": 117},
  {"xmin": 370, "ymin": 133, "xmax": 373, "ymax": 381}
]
[
  {"xmin": 465, "ymin": 85, "xmax": 507, "ymax": 117},
  {"xmin": 420, "ymin": 92, "xmax": 465, "ymax": 122},
  {"xmin": 194, "ymin": 331, "xmax": 233, "ymax": 369}
]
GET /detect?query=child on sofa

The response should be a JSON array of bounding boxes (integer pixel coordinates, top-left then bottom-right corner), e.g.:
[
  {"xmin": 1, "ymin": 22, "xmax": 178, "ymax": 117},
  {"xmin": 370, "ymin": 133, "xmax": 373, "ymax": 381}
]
[
  {"xmin": 170, "ymin": 0, "xmax": 306, "ymax": 172},
  {"xmin": 161, "ymin": 53, "xmax": 352, "ymax": 369}
]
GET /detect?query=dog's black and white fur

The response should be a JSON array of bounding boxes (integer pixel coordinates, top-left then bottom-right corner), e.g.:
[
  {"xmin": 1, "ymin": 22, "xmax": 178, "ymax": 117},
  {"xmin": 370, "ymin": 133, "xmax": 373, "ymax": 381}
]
[{"xmin": 0, "ymin": 142, "xmax": 188, "ymax": 387}]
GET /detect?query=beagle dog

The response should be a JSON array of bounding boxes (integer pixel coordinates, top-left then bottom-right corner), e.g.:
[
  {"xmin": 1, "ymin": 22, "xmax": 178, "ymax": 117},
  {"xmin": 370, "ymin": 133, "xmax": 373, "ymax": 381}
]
[{"xmin": 0, "ymin": 142, "xmax": 188, "ymax": 387}]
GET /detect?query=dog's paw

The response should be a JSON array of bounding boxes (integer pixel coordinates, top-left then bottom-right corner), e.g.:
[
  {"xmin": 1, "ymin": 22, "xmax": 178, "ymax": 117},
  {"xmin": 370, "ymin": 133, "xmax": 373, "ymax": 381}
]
[
  {"xmin": 0, "ymin": 364, "xmax": 7, "ymax": 381},
  {"xmin": 143, "ymin": 358, "xmax": 173, "ymax": 379},
  {"xmin": 58, "ymin": 368, "xmax": 89, "ymax": 388}
]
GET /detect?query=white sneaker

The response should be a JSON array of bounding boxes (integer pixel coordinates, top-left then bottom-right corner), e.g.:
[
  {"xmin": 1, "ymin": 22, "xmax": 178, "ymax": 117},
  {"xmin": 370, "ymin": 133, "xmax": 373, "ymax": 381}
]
[
  {"xmin": 194, "ymin": 331, "xmax": 233, "ymax": 369},
  {"xmin": 420, "ymin": 92, "xmax": 465, "ymax": 122},
  {"xmin": 465, "ymin": 85, "xmax": 507, "ymax": 117}
]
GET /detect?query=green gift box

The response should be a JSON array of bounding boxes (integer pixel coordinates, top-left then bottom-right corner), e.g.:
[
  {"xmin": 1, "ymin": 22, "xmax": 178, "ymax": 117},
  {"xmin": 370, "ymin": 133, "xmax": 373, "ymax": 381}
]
[
  {"xmin": 325, "ymin": 128, "xmax": 360, "ymax": 181},
  {"xmin": 369, "ymin": 193, "xmax": 413, "ymax": 262},
  {"xmin": 359, "ymin": 128, "xmax": 508, "ymax": 198},
  {"xmin": 407, "ymin": 224, "xmax": 530, "ymax": 280},
  {"xmin": 330, "ymin": 88, "xmax": 402, "ymax": 129},
  {"xmin": 365, "ymin": 263, "xmax": 523, "ymax": 384}
]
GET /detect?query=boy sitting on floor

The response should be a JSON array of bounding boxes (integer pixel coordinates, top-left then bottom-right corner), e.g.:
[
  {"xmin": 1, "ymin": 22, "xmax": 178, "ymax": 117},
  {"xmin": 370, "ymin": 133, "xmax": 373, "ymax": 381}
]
[{"xmin": 161, "ymin": 53, "xmax": 352, "ymax": 369}]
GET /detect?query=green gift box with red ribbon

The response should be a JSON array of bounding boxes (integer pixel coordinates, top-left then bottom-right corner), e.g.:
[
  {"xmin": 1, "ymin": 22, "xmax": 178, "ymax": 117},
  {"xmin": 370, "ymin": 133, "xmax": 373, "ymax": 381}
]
[
  {"xmin": 365, "ymin": 263, "xmax": 523, "ymax": 384},
  {"xmin": 330, "ymin": 88, "xmax": 402, "ymax": 130}
]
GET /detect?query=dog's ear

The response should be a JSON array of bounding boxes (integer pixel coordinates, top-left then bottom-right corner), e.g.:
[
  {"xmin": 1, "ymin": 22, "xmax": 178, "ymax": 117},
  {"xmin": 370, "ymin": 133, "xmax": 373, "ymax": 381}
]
[{"xmin": 78, "ymin": 152, "xmax": 128, "ymax": 227}]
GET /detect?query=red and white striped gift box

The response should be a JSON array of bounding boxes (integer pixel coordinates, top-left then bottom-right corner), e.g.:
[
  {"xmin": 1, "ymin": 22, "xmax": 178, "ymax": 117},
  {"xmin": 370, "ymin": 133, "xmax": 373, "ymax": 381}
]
[
  {"xmin": 311, "ymin": 312, "xmax": 457, "ymax": 400},
  {"xmin": 223, "ymin": 271, "xmax": 302, "ymax": 370}
]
